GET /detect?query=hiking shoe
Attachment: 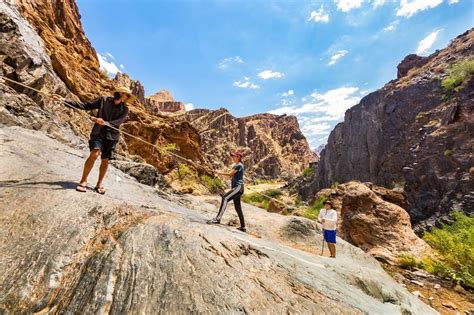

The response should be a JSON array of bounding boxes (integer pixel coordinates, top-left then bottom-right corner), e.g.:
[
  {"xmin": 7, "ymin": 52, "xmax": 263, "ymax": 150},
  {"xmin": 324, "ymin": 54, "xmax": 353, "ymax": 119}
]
[
  {"xmin": 206, "ymin": 218, "xmax": 220, "ymax": 225},
  {"xmin": 237, "ymin": 227, "xmax": 247, "ymax": 232}
]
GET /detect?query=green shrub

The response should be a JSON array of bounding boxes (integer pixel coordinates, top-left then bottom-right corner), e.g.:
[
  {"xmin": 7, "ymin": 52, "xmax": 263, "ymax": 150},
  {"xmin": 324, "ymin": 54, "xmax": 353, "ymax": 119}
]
[
  {"xmin": 302, "ymin": 167, "xmax": 314, "ymax": 177},
  {"xmin": 423, "ymin": 211, "xmax": 474, "ymax": 289},
  {"xmin": 300, "ymin": 195, "xmax": 327, "ymax": 220},
  {"xmin": 444, "ymin": 149, "xmax": 453, "ymax": 157},
  {"xmin": 242, "ymin": 188, "xmax": 283, "ymax": 210},
  {"xmin": 294, "ymin": 195, "xmax": 302, "ymax": 207},
  {"xmin": 163, "ymin": 143, "xmax": 177, "ymax": 151},
  {"xmin": 442, "ymin": 56, "xmax": 474, "ymax": 95},
  {"xmin": 175, "ymin": 163, "xmax": 197, "ymax": 184},
  {"xmin": 254, "ymin": 179, "xmax": 279, "ymax": 185},
  {"xmin": 201, "ymin": 175, "xmax": 224, "ymax": 194},
  {"xmin": 398, "ymin": 253, "xmax": 419, "ymax": 270}
]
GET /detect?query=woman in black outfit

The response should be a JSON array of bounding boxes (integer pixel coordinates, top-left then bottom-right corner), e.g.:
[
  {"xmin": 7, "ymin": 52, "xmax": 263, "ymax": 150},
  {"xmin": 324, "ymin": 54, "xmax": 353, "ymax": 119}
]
[{"xmin": 207, "ymin": 151, "xmax": 246, "ymax": 232}]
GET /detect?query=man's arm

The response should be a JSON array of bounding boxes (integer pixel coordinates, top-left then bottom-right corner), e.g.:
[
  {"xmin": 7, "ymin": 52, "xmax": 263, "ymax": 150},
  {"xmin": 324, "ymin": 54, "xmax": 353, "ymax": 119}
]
[
  {"xmin": 108, "ymin": 107, "xmax": 129, "ymax": 128},
  {"xmin": 52, "ymin": 94, "xmax": 102, "ymax": 111}
]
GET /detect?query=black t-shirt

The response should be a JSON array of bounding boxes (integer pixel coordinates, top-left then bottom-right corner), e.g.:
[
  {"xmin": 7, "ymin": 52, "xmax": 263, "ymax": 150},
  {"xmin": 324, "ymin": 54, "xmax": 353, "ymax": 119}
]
[{"xmin": 65, "ymin": 97, "xmax": 129, "ymax": 141}]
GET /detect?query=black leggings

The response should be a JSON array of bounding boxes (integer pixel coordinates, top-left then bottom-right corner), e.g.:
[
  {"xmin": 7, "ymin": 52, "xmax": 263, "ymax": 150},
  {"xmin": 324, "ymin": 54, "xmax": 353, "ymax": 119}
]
[{"xmin": 216, "ymin": 185, "xmax": 245, "ymax": 227}]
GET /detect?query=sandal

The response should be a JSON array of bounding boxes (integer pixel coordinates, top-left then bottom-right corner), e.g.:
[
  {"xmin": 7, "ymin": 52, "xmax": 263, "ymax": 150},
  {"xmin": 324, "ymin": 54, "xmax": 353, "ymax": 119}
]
[
  {"xmin": 94, "ymin": 186, "xmax": 106, "ymax": 195},
  {"xmin": 76, "ymin": 184, "xmax": 87, "ymax": 192}
]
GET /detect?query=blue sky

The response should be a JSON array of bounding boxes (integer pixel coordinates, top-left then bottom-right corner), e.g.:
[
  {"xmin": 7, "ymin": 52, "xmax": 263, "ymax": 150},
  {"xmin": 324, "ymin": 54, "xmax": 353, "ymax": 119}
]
[{"xmin": 77, "ymin": 0, "xmax": 473, "ymax": 148}]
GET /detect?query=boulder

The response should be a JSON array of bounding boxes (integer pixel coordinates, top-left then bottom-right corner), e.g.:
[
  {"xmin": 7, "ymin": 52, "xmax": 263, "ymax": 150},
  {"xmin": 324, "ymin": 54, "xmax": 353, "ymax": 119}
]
[{"xmin": 314, "ymin": 181, "xmax": 430, "ymax": 261}]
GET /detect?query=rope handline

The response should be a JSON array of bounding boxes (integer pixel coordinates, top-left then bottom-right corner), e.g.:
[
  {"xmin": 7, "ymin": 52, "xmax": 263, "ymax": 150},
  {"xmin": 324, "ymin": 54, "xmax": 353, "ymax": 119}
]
[{"xmin": 1, "ymin": 75, "xmax": 289, "ymax": 207}]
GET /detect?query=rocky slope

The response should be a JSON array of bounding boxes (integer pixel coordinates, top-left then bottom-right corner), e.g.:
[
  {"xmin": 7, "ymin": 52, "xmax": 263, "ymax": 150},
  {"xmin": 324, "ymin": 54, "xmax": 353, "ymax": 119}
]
[
  {"xmin": 0, "ymin": 126, "xmax": 436, "ymax": 314},
  {"xmin": 300, "ymin": 29, "xmax": 474, "ymax": 230},
  {"xmin": 180, "ymin": 108, "xmax": 318, "ymax": 180},
  {"xmin": 2, "ymin": 0, "xmax": 210, "ymax": 178}
]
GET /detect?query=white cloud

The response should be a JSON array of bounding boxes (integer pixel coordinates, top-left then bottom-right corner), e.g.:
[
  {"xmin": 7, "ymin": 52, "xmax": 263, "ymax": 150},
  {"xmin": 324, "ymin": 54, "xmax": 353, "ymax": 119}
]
[
  {"xmin": 397, "ymin": 0, "xmax": 443, "ymax": 17},
  {"xmin": 105, "ymin": 52, "xmax": 115, "ymax": 60},
  {"xmin": 334, "ymin": 0, "xmax": 363, "ymax": 12},
  {"xmin": 233, "ymin": 77, "xmax": 260, "ymax": 89},
  {"xmin": 97, "ymin": 52, "xmax": 120, "ymax": 75},
  {"xmin": 308, "ymin": 5, "xmax": 329, "ymax": 23},
  {"xmin": 383, "ymin": 20, "xmax": 399, "ymax": 32},
  {"xmin": 219, "ymin": 56, "xmax": 245, "ymax": 69},
  {"xmin": 258, "ymin": 70, "xmax": 285, "ymax": 80},
  {"xmin": 328, "ymin": 50, "xmax": 348, "ymax": 66},
  {"xmin": 120, "ymin": 64, "xmax": 124, "ymax": 69},
  {"xmin": 372, "ymin": 0, "xmax": 386, "ymax": 8},
  {"xmin": 448, "ymin": 0, "xmax": 459, "ymax": 3},
  {"xmin": 416, "ymin": 29, "xmax": 442, "ymax": 55},
  {"xmin": 270, "ymin": 86, "xmax": 364, "ymax": 148},
  {"xmin": 282, "ymin": 90, "xmax": 294, "ymax": 97},
  {"xmin": 270, "ymin": 86, "xmax": 362, "ymax": 117},
  {"xmin": 185, "ymin": 103, "xmax": 194, "ymax": 111}
]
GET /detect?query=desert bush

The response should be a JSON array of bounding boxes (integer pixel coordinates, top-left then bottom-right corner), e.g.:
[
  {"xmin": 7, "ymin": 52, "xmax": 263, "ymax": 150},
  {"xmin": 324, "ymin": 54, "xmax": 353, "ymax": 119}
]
[
  {"xmin": 423, "ymin": 211, "xmax": 474, "ymax": 289},
  {"xmin": 201, "ymin": 175, "xmax": 224, "ymax": 194},
  {"xmin": 442, "ymin": 56, "xmax": 474, "ymax": 95}
]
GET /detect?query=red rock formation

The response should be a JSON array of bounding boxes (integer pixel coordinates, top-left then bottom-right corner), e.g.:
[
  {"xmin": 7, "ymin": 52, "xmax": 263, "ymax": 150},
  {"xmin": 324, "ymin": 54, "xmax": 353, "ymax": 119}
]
[
  {"xmin": 16, "ymin": 0, "xmax": 113, "ymax": 100},
  {"xmin": 146, "ymin": 90, "xmax": 186, "ymax": 113},
  {"xmin": 113, "ymin": 73, "xmax": 146, "ymax": 104},
  {"xmin": 13, "ymin": 0, "xmax": 210, "ymax": 177},
  {"xmin": 180, "ymin": 108, "xmax": 318, "ymax": 179}
]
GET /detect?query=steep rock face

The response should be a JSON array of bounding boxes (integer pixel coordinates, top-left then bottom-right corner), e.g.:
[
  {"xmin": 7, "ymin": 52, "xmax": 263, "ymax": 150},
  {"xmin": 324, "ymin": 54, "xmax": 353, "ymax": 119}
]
[
  {"xmin": 0, "ymin": 126, "xmax": 436, "ymax": 314},
  {"xmin": 113, "ymin": 72, "xmax": 145, "ymax": 104},
  {"xmin": 146, "ymin": 90, "xmax": 186, "ymax": 113},
  {"xmin": 315, "ymin": 182, "xmax": 429, "ymax": 262},
  {"xmin": 312, "ymin": 29, "xmax": 474, "ymax": 229},
  {"xmin": 6, "ymin": 0, "xmax": 210, "ymax": 177},
  {"xmin": 16, "ymin": 0, "xmax": 113, "ymax": 100},
  {"xmin": 181, "ymin": 108, "xmax": 318, "ymax": 179},
  {"xmin": 0, "ymin": 1, "xmax": 93, "ymax": 144}
]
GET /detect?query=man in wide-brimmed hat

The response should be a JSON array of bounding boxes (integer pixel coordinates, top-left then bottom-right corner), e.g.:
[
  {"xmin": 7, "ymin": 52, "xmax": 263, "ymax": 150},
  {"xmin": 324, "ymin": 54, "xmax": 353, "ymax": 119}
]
[{"xmin": 52, "ymin": 87, "xmax": 135, "ymax": 194}]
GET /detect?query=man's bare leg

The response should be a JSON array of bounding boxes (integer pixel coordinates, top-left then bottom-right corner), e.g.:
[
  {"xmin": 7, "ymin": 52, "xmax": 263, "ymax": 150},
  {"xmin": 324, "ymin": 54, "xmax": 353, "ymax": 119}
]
[
  {"xmin": 96, "ymin": 158, "xmax": 109, "ymax": 188},
  {"xmin": 79, "ymin": 149, "xmax": 101, "ymax": 186}
]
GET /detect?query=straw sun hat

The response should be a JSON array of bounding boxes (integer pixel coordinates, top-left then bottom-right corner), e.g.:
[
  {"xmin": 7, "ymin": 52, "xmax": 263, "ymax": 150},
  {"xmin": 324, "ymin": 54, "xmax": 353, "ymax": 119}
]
[{"xmin": 113, "ymin": 86, "xmax": 136, "ymax": 104}]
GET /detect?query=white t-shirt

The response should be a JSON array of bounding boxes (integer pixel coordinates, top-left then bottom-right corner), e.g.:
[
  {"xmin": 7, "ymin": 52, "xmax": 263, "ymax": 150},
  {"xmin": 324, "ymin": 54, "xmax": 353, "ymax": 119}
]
[{"xmin": 318, "ymin": 208, "xmax": 337, "ymax": 231}]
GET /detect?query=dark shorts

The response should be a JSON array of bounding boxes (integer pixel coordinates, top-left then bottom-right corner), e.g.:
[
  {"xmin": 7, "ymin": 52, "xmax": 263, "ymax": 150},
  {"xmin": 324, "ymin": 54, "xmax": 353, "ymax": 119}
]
[
  {"xmin": 323, "ymin": 229, "xmax": 337, "ymax": 243},
  {"xmin": 89, "ymin": 136, "xmax": 118, "ymax": 160}
]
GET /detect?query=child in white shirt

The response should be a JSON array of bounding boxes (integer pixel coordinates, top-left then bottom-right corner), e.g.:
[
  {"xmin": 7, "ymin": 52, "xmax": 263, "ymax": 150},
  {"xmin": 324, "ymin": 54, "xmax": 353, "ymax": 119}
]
[{"xmin": 318, "ymin": 200, "xmax": 337, "ymax": 258}]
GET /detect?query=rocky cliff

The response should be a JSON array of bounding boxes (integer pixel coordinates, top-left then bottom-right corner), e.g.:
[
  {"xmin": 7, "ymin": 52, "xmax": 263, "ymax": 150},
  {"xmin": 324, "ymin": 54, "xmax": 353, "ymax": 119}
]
[
  {"xmin": 181, "ymin": 108, "xmax": 318, "ymax": 180},
  {"xmin": 113, "ymin": 72, "xmax": 146, "ymax": 104},
  {"xmin": 3, "ymin": 0, "xmax": 210, "ymax": 178},
  {"xmin": 0, "ymin": 126, "xmax": 436, "ymax": 314},
  {"xmin": 146, "ymin": 90, "xmax": 186, "ymax": 113},
  {"xmin": 301, "ymin": 29, "xmax": 474, "ymax": 230}
]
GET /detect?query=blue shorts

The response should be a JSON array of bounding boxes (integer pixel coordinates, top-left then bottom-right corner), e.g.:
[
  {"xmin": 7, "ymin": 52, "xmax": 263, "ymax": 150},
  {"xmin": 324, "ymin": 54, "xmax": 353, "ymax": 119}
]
[{"xmin": 323, "ymin": 229, "xmax": 337, "ymax": 243}]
